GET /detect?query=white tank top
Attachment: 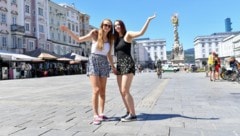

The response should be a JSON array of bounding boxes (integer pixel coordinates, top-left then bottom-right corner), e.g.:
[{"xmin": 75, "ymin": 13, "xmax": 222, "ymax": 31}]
[{"xmin": 91, "ymin": 42, "xmax": 110, "ymax": 56}]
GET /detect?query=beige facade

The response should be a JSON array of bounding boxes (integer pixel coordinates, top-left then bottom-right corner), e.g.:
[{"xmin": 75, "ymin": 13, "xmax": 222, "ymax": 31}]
[{"xmin": 0, "ymin": 0, "xmax": 91, "ymax": 57}]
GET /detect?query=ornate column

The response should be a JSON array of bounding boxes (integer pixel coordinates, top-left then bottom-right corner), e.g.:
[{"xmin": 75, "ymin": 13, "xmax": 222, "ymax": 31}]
[{"xmin": 171, "ymin": 13, "xmax": 184, "ymax": 64}]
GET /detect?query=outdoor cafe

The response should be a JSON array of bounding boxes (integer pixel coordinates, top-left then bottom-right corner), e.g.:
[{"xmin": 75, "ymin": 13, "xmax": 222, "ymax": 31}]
[{"xmin": 0, "ymin": 49, "xmax": 88, "ymax": 80}]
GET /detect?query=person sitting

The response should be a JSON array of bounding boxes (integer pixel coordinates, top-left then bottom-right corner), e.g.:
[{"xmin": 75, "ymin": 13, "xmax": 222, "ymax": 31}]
[{"xmin": 227, "ymin": 56, "xmax": 239, "ymax": 81}]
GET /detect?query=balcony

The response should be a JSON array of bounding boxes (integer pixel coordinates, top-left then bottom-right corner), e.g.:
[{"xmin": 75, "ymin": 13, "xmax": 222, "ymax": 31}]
[{"xmin": 11, "ymin": 24, "xmax": 25, "ymax": 33}]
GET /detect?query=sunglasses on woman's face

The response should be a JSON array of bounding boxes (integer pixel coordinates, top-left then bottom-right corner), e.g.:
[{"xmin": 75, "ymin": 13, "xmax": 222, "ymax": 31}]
[{"xmin": 103, "ymin": 24, "xmax": 112, "ymax": 28}]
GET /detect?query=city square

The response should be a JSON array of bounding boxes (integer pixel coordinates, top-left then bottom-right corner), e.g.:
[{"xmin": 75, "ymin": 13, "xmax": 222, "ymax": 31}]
[
  {"xmin": 0, "ymin": 72, "xmax": 240, "ymax": 136},
  {"xmin": 0, "ymin": 0, "xmax": 240, "ymax": 135}
]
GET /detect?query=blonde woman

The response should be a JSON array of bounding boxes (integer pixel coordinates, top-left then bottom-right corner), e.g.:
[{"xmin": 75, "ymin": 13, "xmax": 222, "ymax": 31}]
[{"xmin": 60, "ymin": 19, "xmax": 116, "ymax": 125}]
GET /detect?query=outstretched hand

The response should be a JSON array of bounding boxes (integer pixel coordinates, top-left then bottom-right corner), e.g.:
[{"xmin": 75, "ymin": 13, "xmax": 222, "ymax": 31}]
[
  {"xmin": 59, "ymin": 25, "xmax": 68, "ymax": 32},
  {"xmin": 148, "ymin": 13, "xmax": 157, "ymax": 21}
]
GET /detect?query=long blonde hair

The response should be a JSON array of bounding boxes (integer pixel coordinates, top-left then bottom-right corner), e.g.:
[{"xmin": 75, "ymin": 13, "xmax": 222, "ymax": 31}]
[{"xmin": 97, "ymin": 19, "xmax": 114, "ymax": 50}]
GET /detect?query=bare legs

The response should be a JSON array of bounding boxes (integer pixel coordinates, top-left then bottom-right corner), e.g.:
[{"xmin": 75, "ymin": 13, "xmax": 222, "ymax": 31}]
[
  {"xmin": 117, "ymin": 74, "xmax": 135, "ymax": 116},
  {"xmin": 89, "ymin": 76, "xmax": 107, "ymax": 116}
]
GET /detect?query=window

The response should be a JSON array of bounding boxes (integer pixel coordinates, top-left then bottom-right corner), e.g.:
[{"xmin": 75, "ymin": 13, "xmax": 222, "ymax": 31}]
[
  {"xmin": 1, "ymin": 13, "xmax": 7, "ymax": 23},
  {"xmin": 203, "ymin": 54, "xmax": 205, "ymax": 58},
  {"xmin": 51, "ymin": 18, "xmax": 54, "ymax": 24},
  {"xmin": 25, "ymin": 5, "xmax": 30, "ymax": 13},
  {"xmin": 76, "ymin": 26, "xmax": 79, "ymax": 32},
  {"xmin": 51, "ymin": 33, "xmax": 54, "ymax": 39},
  {"xmin": 72, "ymin": 24, "xmax": 75, "ymax": 31},
  {"xmin": 2, "ymin": 37, "xmax": 7, "ymax": 47},
  {"xmin": 40, "ymin": 43, "xmax": 44, "ymax": 49},
  {"xmin": 68, "ymin": 23, "xmax": 71, "ymax": 29},
  {"xmin": 39, "ymin": 25, "xmax": 44, "ymax": 33},
  {"xmin": 12, "ymin": 0, "xmax": 16, "ymax": 4},
  {"xmin": 18, "ymin": 38, "xmax": 22, "ymax": 48},
  {"xmin": 38, "ymin": 8, "xmax": 43, "ymax": 16},
  {"xmin": 69, "ymin": 36, "xmax": 71, "ymax": 43},
  {"xmin": 12, "ymin": 16, "xmax": 17, "ymax": 24},
  {"xmin": 63, "ymin": 35, "xmax": 66, "ymax": 42},
  {"xmin": 202, "ymin": 43, "xmax": 205, "ymax": 48},
  {"xmin": 12, "ymin": 36, "xmax": 17, "ymax": 48},
  {"xmin": 25, "ymin": 23, "xmax": 30, "ymax": 31},
  {"xmin": 46, "ymin": 44, "xmax": 49, "ymax": 50},
  {"xmin": 29, "ymin": 41, "xmax": 34, "ymax": 50}
]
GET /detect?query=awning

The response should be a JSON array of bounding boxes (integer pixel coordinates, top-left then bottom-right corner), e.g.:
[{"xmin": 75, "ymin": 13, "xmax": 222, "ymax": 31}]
[
  {"xmin": 57, "ymin": 57, "xmax": 73, "ymax": 61},
  {"xmin": 0, "ymin": 51, "xmax": 43, "ymax": 62},
  {"xmin": 63, "ymin": 52, "xmax": 88, "ymax": 62},
  {"xmin": 38, "ymin": 53, "xmax": 57, "ymax": 59},
  {"xmin": 25, "ymin": 48, "xmax": 59, "ymax": 60}
]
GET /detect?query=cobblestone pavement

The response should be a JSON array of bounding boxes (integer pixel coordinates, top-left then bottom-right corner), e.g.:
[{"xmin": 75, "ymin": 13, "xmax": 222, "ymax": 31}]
[{"xmin": 0, "ymin": 72, "xmax": 240, "ymax": 136}]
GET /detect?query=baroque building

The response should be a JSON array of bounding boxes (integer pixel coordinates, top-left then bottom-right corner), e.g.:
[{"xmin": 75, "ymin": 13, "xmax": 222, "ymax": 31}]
[{"xmin": 0, "ymin": 0, "xmax": 91, "ymax": 57}]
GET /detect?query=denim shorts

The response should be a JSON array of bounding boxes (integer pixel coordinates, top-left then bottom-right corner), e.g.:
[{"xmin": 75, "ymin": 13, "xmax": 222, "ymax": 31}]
[{"xmin": 87, "ymin": 54, "xmax": 110, "ymax": 77}]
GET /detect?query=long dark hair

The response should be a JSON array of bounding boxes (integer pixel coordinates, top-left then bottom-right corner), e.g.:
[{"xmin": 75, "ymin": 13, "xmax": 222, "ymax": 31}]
[{"xmin": 114, "ymin": 20, "xmax": 127, "ymax": 41}]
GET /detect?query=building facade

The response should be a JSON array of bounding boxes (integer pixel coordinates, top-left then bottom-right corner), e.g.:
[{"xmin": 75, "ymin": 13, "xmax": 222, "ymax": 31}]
[
  {"xmin": 134, "ymin": 38, "xmax": 167, "ymax": 68},
  {"xmin": 233, "ymin": 34, "xmax": 240, "ymax": 61},
  {"xmin": 0, "ymin": 0, "xmax": 91, "ymax": 57},
  {"xmin": 0, "ymin": 0, "xmax": 25, "ymax": 53},
  {"xmin": 194, "ymin": 32, "xmax": 240, "ymax": 68}
]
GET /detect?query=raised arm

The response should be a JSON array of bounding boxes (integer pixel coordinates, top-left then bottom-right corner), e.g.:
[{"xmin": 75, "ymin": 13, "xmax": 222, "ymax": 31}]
[
  {"xmin": 60, "ymin": 25, "xmax": 97, "ymax": 43},
  {"xmin": 125, "ymin": 14, "xmax": 156, "ymax": 42}
]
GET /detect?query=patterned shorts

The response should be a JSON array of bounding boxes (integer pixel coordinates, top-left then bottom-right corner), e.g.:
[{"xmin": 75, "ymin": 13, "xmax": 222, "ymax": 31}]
[
  {"xmin": 116, "ymin": 55, "xmax": 135, "ymax": 75},
  {"xmin": 87, "ymin": 54, "xmax": 110, "ymax": 77}
]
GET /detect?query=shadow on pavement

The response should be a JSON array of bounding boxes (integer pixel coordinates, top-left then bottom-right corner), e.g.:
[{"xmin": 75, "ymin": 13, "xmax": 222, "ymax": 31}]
[{"xmin": 137, "ymin": 113, "xmax": 219, "ymax": 121}]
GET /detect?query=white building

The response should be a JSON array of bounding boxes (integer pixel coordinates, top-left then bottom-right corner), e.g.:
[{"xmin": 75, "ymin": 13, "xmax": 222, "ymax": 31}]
[
  {"xmin": 134, "ymin": 38, "xmax": 167, "ymax": 68},
  {"xmin": 232, "ymin": 34, "xmax": 240, "ymax": 61},
  {"xmin": 194, "ymin": 32, "xmax": 240, "ymax": 68},
  {"xmin": 0, "ymin": 0, "xmax": 25, "ymax": 53}
]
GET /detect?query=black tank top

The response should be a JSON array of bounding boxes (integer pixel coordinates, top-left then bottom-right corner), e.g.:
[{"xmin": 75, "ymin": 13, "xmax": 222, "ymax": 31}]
[{"xmin": 114, "ymin": 37, "xmax": 132, "ymax": 58}]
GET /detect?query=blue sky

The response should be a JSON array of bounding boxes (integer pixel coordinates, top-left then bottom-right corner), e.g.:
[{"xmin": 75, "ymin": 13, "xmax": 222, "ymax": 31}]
[{"xmin": 53, "ymin": 0, "xmax": 240, "ymax": 51}]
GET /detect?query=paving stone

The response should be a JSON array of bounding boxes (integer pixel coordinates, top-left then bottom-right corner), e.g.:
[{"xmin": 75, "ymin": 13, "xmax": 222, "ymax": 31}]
[{"xmin": 0, "ymin": 72, "xmax": 239, "ymax": 135}]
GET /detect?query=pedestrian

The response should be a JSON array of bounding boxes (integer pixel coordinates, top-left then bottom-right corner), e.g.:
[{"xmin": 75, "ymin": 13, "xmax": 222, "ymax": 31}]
[
  {"xmin": 207, "ymin": 52, "xmax": 216, "ymax": 81},
  {"xmin": 60, "ymin": 19, "xmax": 117, "ymax": 125},
  {"xmin": 214, "ymin": 54, "xmax": 221, "ymax": 80},
  {"xmin": 155, "ymin": 59, "xmax": 162, "ymax": 79},
  {"xmin": 113, "ymin": 14, "xmax": 156, "ymax": 121}
]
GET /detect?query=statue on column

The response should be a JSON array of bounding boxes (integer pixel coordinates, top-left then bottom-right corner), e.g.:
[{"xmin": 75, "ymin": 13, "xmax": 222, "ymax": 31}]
[{"xmin": 171, "ymin": 13, "xmax": 184, "ymax": 63}]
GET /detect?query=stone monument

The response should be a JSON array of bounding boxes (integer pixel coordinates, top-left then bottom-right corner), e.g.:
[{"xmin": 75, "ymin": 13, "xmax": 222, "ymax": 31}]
[{"xmin": 171, "ymin": 13, "xmax": 184, "ymax": 64}]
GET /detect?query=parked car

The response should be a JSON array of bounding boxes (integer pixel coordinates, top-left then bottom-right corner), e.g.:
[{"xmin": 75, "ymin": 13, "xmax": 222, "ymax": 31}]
[{"xmin": 162, "ymin": 64, "xmax": 179, "ymax": 72}]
